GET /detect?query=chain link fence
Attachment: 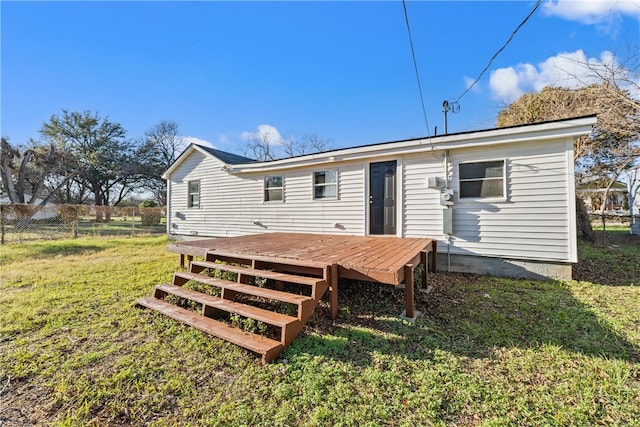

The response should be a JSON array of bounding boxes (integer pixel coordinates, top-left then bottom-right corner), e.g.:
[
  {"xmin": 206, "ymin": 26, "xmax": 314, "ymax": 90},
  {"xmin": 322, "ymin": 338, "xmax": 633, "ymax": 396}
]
[
  {"xmin": 588, "ymin": 212, "xmax": 636, "ymax": 226},
  {"xmin": 0, "ymin": 204, "xmax": 166, "ymax": 244}
]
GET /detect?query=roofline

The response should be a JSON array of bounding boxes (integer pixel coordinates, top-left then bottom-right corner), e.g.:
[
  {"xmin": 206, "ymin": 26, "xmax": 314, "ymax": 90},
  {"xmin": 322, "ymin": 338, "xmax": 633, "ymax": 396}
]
[
  {"xmin": 227, "ymin": 115, "xmax": 597, "ymax": 174},
  {"xmin": 162, "ymin": 144, "xmax": 234, "ymax": 179}
]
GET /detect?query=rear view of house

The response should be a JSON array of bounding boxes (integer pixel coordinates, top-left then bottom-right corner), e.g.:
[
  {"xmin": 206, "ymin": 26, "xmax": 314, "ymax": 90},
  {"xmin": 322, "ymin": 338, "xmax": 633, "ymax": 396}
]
[{"xmin": 163, "ymin": 116, "xmax": 597, "ymax": 280}]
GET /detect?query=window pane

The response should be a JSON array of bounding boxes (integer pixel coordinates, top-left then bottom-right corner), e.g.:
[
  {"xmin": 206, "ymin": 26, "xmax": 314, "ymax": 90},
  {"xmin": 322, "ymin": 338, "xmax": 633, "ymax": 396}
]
[
  {"xmin": 315, "ymin": 184, "xmax": 336, "ymax": 199},
  {"xmin": 314, "ymin": 170, "xmax": 336, "ymax": 185},
  {"xmin": 479, "ymin": 179, "xmax": 504, "ymax": 197},
  {"xmin": 460, "ymin": 161, "xmax": 504, "ymax": 180},
  {"xmin": 188, "ymin": 181, "xmax": 200, "ymax": 207},
  {"xmin": 460, "ymin": 179, "xmax": 503, "ymax": 198},
  {"xmin": 265, "ymin": 176, "xmax": 282, "ymax": 189},
  {"xmin": 265, "ymin": 188, "xmax": 283, "ymax": 202}
]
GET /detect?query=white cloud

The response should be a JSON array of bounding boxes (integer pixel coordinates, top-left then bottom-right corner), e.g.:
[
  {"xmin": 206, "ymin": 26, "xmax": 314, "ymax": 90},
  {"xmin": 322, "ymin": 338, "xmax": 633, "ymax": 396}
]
[
  {"xmin": 542, "ymin": 0, "xmax": 640, "ymax": 24},
  {"xmin": 182, "ymin": 136, "xmax": 215, "ymax": 148},
  {"xmin": 240, "ymin": 124, "xmax": 284, "ymax": 145},
  {"xmin": 542, "ymin": 0, "xmax": 639, "ymax": 35},
  {"xmin": 489, "ymin": 67, "xmax": 526, "ymax": 102},
  {"xmin": 488, "ymin": 49, "xmax": 629, "ymax": 103}
]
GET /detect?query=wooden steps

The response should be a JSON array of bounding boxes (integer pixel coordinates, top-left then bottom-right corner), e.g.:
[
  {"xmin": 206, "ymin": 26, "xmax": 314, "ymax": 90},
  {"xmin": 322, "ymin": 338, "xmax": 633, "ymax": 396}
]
[
  {"xmin": 136, "ymin": 297, "xmax": 284, "ymax": 363},
  {"xmin": 137, "ymin": 252, "xmax": 333, "ymax": 364},
  {"xmin": 155, "ymin": 284, "xmax": 299, "ymax": 329}
]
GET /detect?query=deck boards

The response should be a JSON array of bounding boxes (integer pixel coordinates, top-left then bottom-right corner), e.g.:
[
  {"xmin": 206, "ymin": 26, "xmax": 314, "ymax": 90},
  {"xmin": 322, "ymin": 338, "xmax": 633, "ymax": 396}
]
[{"xmin": 168, "ymin": 233, "xmax": 436, "ymax": 285}]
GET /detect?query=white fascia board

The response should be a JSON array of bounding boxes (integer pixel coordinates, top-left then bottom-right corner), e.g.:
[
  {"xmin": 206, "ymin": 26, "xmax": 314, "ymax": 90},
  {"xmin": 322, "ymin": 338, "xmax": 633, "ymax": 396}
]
[
  {"xmin": 162, "ymin": 144, "xmax": 220, "ymax": 179},
  {"xmin": 227, "ymin": 116, "xmax": 597, "ymax": 174}
]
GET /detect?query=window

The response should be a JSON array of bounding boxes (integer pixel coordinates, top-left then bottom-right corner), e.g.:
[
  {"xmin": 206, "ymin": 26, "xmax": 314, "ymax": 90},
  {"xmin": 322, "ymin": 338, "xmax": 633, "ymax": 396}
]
[
  {"xmin": 313, "ymin": 170, "xmax": 337, "ymax": 199},
  {"xmin": 264, "ymin": 176, "xmax": 283, "ymax": 202},
  {"xmin": 459, "ymin": 160, "xmax": 505, "ymax": 199},
  {"xmin": 187, "ymin": 180, "xmax": 200, "ymax": 208}
]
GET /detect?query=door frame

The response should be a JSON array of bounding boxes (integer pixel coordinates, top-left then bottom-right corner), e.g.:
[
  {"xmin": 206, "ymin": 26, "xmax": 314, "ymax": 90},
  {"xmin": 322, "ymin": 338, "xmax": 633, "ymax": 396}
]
[{"xmin": 365, "ymin": 158, "xmax": 403, "ymax": 237}]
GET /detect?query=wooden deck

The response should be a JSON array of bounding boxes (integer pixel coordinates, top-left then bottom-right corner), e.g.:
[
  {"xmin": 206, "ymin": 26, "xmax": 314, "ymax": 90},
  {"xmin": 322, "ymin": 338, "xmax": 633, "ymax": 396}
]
[
  {"xmin": 168, "ymin": 232, "xmax": 436, "ymax": 319},
  {"xmin": 138, "ymin": 233, "xmax": 436, "ymax": 363},
  {"xmin": 168, "ymin": 233, "xmax": 436, "ymax": 285}
]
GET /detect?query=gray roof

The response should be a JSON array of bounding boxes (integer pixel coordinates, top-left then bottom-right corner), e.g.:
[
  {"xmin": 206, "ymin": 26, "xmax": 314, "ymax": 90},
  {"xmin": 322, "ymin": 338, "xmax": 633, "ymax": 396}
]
[{"xmin": 198, "ymin": 146, "xmax": 256, "ymax": 164}]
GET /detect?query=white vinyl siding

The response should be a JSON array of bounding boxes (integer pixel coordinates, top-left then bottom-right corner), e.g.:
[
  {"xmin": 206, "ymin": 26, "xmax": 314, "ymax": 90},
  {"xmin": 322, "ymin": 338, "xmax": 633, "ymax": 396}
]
[
  {"xmin": 446, "ymin": 140, "xmax": 574, "ymax": 262},
  {"xmin": 167, "ymin": 133, "xmax": 577, "ymax": 263},
  {"xmin": 168, "ymin": 155, "xmax": 365, "ymax": 237},
  {"xmin": 402, "ymin": 153, "xmax": 446, "ymax": 239}
]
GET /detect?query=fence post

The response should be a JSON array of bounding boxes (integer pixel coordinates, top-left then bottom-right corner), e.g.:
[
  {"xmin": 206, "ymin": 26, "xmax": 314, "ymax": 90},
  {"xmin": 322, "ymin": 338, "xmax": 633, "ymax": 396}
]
[
  {"xmin": 74, "ymin": 207, "xmax": 79, "ymax": 238},
  {"xmin": 0, "ymin": 204, "xmax": 5, "ymax": 245}
]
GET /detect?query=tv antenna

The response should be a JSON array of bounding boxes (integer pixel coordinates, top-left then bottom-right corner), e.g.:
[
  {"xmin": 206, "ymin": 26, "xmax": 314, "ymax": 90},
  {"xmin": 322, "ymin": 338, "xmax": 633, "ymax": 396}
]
[{"xmin": 442, "ymin": 100, "xmax": 460, "ymax": 134}]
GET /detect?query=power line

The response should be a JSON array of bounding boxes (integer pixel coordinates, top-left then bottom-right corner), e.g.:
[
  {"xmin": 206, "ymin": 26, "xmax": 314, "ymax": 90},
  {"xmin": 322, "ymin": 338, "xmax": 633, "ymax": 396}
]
[
  {"xmin": 402, "ymin": 0, "xmax": 430, "ymax": 137},
  {"xmin": 455, "ymin": 0, "xmax": 542, "ymax": 103}
]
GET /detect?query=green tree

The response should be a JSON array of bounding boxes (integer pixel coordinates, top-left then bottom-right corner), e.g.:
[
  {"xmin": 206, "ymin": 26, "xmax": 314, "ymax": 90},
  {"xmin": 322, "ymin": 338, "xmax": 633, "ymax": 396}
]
[{"xmin": 40, "ymin": 110, "xmax": 134, "ymax": 220}]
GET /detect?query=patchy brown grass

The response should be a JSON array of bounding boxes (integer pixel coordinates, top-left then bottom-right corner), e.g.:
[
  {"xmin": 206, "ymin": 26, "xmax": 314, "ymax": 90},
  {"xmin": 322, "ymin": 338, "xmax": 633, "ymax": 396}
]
[{"xmin": 1, "ymin": 235, "xmax": 638, "ymax": 426}]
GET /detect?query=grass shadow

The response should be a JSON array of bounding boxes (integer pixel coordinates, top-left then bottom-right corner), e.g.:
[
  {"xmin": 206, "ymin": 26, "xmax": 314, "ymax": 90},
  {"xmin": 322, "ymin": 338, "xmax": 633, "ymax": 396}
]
[
  {"xmin": 289, "ymin": 275, "xmax": 640, "ymax": 365},
  {"xmin": 1, "ymin": 241, "xmax": 107, "ymax": 264}
]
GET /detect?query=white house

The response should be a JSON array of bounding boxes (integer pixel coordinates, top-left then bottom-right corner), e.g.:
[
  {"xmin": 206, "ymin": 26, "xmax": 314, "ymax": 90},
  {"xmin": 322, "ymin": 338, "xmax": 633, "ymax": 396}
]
[{"xmin": 163, "ymin": 115, "xmax": 597, "ymax": 280}]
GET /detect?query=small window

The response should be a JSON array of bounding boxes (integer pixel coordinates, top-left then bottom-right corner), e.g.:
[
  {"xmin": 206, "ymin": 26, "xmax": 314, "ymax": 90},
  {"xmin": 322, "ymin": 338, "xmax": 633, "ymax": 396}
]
[
  {"xmin": 187, "ymin": 180, "xmax": 200, "ymax": 208},
  {"xmin": 459, "ymin": 160, "xmax": 505, "ymax": 198},
  {"xmin": 264, "ymin": 176, "xmax": 283, "ymax": 202},
  {"xmin": 313, "ymin": 170, "xmax": 337, "ymax": 199}
]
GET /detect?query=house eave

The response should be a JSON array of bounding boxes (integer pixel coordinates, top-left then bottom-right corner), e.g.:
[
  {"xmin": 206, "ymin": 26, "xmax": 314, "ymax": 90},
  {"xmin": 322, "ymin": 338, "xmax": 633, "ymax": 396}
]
[{"xmin": 226, "ymin": 116, "xmax": 596, "ymax": 174}]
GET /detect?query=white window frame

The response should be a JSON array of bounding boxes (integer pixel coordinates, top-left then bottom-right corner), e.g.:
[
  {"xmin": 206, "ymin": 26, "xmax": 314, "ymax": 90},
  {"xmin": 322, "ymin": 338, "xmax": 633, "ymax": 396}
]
[
  {"xmin": 312, "ymin": 170, "xmax": 338, "ymax": 200},
  {"xmin": 264, "ymin": 175, "xmax": 284, "ymax": 202},
  {"xmin": 458, "ymin": 159, "xmax": 506, "ymax": 201},
  {"xmin": 187, "ymin": 180, "xmax": 200, "ymax": 208}
]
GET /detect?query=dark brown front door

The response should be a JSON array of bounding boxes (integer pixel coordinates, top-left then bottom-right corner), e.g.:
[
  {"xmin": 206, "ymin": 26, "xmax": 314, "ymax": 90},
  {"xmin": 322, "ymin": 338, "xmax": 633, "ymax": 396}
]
[{"xmin": 369, "ymin": 161, "xmax": 396, "ymax": 235}]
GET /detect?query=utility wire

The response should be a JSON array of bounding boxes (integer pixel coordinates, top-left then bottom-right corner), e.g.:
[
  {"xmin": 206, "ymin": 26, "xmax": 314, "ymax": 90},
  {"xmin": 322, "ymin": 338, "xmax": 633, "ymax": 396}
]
[
  {"xmin": 402, "ymin": 0, "xmax": 430, "ymax": 137},
  {"xmin": 455, "ymin": 0, "xmax": 542, "ymax": 103}
]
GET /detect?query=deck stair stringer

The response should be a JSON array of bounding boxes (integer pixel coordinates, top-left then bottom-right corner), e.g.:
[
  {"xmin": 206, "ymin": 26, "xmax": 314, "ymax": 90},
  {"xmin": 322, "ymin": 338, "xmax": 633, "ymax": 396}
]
[{"xmin": 137, "ymin": 250, "xmax": 334, "ymax": 364}]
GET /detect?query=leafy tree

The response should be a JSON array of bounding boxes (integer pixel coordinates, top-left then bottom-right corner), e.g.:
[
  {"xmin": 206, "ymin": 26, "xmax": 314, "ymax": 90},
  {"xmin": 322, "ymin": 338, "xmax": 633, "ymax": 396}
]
[
  {"xmin": 0, "ymin": 137, "xmax": 77, "ymax": 205},
  {"xmin": 40, "ymin": 110, "xmax": 134, "ymax": 220}
]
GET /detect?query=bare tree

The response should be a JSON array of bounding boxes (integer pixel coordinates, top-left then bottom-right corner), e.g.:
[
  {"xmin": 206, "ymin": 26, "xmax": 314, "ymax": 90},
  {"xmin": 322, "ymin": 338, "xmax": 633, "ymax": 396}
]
[
  {"xmin": 496, "ymin": 51, "xmax": 640, "ymax": 243},
  {"xmin": 243, "ymin": 132, "xmax": 333, "ymax": 161},
  {"xmin": 137, "ymin": 120, "xmax": 185, "ymax": 205},
  {"xmin": 242, "ymin": 130, "xmax": 278, "ymax": 161},
  {"xmin": 282, "ymin": 134, "xmax": 333, "ymax": 158}
]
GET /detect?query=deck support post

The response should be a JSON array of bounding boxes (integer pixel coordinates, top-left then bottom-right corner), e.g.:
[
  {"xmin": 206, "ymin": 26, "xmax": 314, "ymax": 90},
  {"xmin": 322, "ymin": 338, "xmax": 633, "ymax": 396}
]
[
  {"xmin": 430, "ymin": 241, "xmax": 438, "ymax": 273},
  {"xmin": 420, "ymin": 251, "xmax": 427, "ymax": 288},
  {"xmin": 400, "ymin": 263, "xmax": 419, "ymax": 323},
  {"xmin": 179, "ymin": 254, "xmax": 193, "ymax": 270},
  {"xmin": 330, "ymin": 264, "xmax": 339, "ymax": 320}
]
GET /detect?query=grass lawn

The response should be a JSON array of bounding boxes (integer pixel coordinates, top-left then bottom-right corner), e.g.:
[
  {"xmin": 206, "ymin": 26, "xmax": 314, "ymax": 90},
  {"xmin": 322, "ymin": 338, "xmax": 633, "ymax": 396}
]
[{"xmin": 1, "ymin": 232, "xmax": 639, "ymax": 426}]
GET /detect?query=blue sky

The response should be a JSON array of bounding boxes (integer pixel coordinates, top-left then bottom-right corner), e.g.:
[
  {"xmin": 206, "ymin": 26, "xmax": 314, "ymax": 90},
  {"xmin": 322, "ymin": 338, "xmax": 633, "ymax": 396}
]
[{"xmin": 2, "ymin": 1, "xmax": 639, "ymax": 154}]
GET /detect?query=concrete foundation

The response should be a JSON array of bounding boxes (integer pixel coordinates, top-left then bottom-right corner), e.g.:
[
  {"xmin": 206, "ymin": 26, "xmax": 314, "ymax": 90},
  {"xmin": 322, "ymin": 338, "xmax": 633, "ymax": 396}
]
[{"xmin": 437, "ymin": 253, "xmax": 572, "ymax": 281}]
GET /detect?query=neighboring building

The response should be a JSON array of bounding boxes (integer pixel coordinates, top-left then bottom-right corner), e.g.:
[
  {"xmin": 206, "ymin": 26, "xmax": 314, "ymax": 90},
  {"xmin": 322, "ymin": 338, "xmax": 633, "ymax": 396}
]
[
  {"xmin": 0, "ymin": 194, "xmax": 58, "ymax": 220},
  {"xmin": 163, "ymin": 116, "xmax": 597, "ymax": 280},
  {"xmin": 629, "ymin": 166, "xmax": 640, "ymax": 236},
  {"xmin": 577, "ymin": 180, "xmax": 628, "ymax": 212}
]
